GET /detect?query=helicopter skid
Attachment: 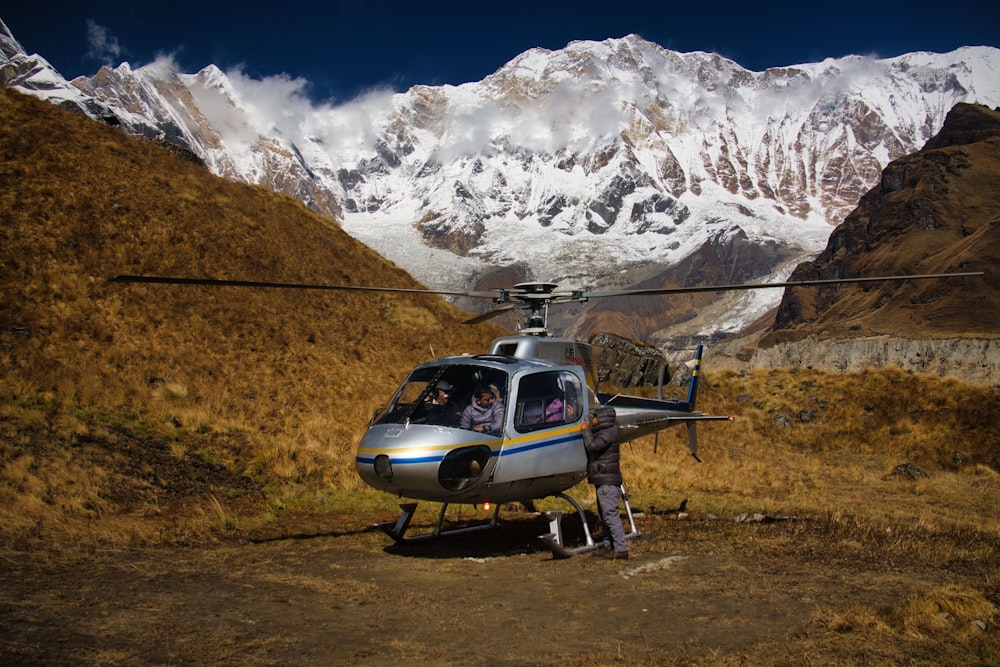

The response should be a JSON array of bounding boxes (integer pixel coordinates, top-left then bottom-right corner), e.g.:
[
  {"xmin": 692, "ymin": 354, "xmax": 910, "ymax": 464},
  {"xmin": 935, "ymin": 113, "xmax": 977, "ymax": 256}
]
[
  {"xmin": 377, "ymin": 501, "xmax": 502, "ymax": 543},
  {"xmin": 539, "ymin": 486, "xmax": 640, "ymax": 559},
  {"xmin": 539, "ymin": 528, "xmax": 608, "ymax": 558}
]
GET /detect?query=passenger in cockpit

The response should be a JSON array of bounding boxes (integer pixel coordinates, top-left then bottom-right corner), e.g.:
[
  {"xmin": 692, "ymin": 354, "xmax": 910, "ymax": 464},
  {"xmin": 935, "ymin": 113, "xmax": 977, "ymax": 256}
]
[
  {"xmin": 459, "ymin": 386, "xmax": 504, "ymax": 435},
  {"xmin": 544, "ymin": 396, "xmax": 564, "ymax": 422}
]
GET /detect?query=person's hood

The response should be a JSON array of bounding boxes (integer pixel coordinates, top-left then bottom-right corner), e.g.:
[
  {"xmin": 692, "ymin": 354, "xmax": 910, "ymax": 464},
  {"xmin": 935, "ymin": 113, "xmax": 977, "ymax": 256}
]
[{"xmin": 594, "ymin": 406, "xmax": 617, "ymax": 429}]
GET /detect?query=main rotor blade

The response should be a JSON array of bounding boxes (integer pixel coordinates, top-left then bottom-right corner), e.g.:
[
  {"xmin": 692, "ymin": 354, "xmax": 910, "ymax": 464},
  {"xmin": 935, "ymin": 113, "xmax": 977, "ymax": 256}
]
[
  {"xmin": 463, "ymin": 304, "xmax": 517, "ymax": 324},
  {"xmin": 112, "ymin": 271, "xmax": 985, "ymax": 310},
  {"xmin": 110, "ymin": 274, "xmax": 501, "ymax": 299},
  {"xmin": 581, "ymin": 272, "xmax": 985, "ymax": 300}
]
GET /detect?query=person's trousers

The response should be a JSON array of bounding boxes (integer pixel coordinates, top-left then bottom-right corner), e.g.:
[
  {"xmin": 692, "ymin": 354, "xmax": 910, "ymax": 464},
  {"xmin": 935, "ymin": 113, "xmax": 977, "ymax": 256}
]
[{"xmin": 595, "ymin": 483, "xmax": 627, "ymax": 552}]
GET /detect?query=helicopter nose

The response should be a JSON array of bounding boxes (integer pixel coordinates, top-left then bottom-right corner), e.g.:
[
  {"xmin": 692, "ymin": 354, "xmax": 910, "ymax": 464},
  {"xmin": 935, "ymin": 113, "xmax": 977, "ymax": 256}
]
[{"xmin": 355, "ymin": 426, "xmax": 495, "ymax": 498}]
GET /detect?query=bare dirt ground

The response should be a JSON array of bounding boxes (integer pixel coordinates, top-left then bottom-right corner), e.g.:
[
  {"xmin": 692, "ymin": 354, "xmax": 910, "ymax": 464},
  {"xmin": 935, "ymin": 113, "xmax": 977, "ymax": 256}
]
[{"xmin": 2, "ymin": 505, "xmax": 995, "ymax": 666}]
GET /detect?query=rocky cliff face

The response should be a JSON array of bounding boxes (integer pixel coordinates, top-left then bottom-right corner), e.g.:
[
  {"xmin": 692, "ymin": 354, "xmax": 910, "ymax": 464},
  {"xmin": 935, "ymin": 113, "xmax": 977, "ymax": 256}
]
[
  {"xmin": 711, "ymin": 335, "xmax": 1000, "ymax": 385},
  {"xmin": 765, "ymin": 103, "xmax": 1000, "ymax": 344},
  {"xmin": 713, "ymin": 103, "xmax": 1000, "ymax": 385},
  {"xmin": 591, "ymin": 333, "xmax": 667, "ymax": 387}
]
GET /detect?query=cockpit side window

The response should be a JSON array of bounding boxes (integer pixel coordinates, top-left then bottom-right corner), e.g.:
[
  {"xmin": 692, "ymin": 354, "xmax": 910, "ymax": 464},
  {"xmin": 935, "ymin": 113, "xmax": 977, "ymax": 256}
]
[
  {"xmin": 371, "ymin": 366, "xmax": 439, "ymax": 425},
  {"xmin": 514, "ymin": 371, "xmax": 582, "ymax": 433}
]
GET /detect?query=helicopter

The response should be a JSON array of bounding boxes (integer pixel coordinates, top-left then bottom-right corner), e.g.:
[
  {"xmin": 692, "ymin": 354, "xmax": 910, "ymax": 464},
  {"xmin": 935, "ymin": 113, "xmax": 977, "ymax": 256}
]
[{"xmin": 112, "ymin": 270, "xmax": 983, "ymax": 556}]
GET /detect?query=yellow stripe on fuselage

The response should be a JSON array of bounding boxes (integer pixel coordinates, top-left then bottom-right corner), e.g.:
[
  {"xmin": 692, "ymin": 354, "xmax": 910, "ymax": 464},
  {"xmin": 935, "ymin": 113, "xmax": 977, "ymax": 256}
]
[
  {"xmin": 356, "ymin": 440, "xmax": 494, "ymax": 456},
  {"xmin": 503, "ymin": 423, "xmax": 581, "ymax": 448},
  {"xmin": 357, "ymin": 423, "xmax": 582, "ymax": 460}
]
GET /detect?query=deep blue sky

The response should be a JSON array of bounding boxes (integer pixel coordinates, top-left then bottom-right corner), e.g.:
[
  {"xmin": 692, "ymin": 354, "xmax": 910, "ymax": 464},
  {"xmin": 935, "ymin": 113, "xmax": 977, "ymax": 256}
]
[{"xmin": 3, "ymin": 0, "xmax": 998, "ymax": 103}]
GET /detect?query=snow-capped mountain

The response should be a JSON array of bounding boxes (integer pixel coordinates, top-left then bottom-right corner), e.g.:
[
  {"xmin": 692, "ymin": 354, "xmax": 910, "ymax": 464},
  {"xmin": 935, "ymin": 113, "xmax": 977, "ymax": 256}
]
[
  {"xmin": 3, "ymin": 17, "xmax": 999, "ymax": 340},
  {"xmin": 1, "ymin": 19, "xmax": 342, "ymax": 223}
]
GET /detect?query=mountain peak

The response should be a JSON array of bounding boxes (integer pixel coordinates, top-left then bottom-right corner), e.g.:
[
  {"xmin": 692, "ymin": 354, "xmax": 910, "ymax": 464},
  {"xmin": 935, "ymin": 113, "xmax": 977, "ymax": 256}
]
[{"xmin": 0, "ymin": 18, "xmax": 25, "ymax": 61}]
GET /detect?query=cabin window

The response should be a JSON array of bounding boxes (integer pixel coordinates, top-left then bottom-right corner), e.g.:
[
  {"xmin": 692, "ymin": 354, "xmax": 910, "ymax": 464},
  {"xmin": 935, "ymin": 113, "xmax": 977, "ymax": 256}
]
[
  {"xmin": 494, "ymin": 343, "xmax": 519, "ymax": 357},
  {"xmin": 372, "ymin": 364, "xmax": 509, "ymax": 435},
  {"xmin": 514, "ymin": 371, "xmax": 582, "ymax": 433}
]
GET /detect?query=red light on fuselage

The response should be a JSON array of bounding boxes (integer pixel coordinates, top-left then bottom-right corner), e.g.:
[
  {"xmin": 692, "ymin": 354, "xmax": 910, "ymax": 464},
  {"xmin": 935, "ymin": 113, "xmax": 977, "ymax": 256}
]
[{"xmin": 483, "ymin": 502, "xmax": 491, "ymax": 512}]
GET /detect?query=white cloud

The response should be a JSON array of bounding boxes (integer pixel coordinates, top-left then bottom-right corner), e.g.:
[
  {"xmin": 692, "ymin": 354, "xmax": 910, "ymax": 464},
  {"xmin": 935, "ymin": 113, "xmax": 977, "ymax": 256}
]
[
  {"xmin": 224, "ymin": 67, "xmax": 315, "ymax": 137},
  {"xmin": 430, "ymin": 76, "xmax": 633, "ymax": 161},
  {"xmin": 85, "ymin": 20, "xmax": 122, "ymax": 67},
  {"xmin": 307, "ymin": 87, "xmax": 398, "ymax": 161},
  {"xmin": 190, "ymin": 56, "xmax": 642, "ymax": 169}
]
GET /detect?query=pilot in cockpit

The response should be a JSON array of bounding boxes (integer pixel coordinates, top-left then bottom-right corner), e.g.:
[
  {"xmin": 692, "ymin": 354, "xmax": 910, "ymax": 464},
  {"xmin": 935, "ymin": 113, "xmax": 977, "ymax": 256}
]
[{"xmin": 425, "ymin": 379, "xmax": 460, "ymax": 427}]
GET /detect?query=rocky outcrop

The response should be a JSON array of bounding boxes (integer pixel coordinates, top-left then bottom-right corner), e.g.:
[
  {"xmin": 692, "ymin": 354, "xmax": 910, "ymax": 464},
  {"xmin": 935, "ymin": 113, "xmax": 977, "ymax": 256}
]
[
  {"xmin": 138, "ymin": 136, "xmax": 206, "ymax": 167},
  {"xmin": 591, "ymin": 333, "xmax": 667, "ymax": 387},
  {"xmin": 709, "ymin": 336, "xmax": 1000, "ymax": 385},
  {"xmin": 700, "ymin": 105, "xmax": 1000, "ymax": 385}
]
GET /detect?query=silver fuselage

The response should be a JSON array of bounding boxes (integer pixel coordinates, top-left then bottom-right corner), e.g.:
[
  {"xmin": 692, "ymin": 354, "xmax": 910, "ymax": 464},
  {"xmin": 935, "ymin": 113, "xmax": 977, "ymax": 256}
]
[{"xmin": 355, "ymin": 337, "xmax": 715, "ymax": 504}]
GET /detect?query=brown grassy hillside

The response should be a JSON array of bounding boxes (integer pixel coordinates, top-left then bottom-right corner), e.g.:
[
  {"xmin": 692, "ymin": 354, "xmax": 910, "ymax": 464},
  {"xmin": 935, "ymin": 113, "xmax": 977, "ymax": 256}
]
[{"xmin": 0, "ymin": 87, "xmax": 505, "ymax": 542}]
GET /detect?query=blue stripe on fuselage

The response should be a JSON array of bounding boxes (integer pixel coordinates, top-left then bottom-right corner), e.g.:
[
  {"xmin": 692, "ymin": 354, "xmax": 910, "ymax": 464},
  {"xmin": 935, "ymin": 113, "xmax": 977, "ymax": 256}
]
[
  {"xmin": 356, "ymin": 428, "xmax": 581, "ymax": 466},
  {"xmin": 498, "ymin": 431, "xmax": 580, "ymax": 456}
]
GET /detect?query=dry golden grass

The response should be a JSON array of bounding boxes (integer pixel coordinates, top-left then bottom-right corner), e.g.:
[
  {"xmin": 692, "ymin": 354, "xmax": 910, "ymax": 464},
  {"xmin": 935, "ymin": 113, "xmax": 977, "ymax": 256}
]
[
  {"xmin": 621, "ymin": 367, "xmax": 1000, "ymax": 535},
  {"xmin": 0, "ymin": 86, "xmax": 502, "ymax": 546}
]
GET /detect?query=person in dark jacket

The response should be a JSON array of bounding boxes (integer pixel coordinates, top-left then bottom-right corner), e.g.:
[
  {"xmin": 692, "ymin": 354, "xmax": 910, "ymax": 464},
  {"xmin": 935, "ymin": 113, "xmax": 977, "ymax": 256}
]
[
  {"xmin": 581, "ymin": 406, "xmax": 629, "ymax": 560},
  {"xmin": 425, "ymin": 380, "xmax": 460, "ymax": 427}
]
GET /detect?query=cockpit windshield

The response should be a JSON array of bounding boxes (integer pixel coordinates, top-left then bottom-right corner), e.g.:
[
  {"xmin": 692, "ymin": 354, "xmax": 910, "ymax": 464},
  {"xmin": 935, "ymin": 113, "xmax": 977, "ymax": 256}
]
[{"xmin": 372, "ymin": 364, "xmax": 509, "ymax": 436}]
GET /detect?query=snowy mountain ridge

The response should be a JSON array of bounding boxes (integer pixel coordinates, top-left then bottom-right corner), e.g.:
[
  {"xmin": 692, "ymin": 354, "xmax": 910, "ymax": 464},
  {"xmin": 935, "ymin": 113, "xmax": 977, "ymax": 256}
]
[{"xmin": 3, "ymin": 17, "xmax": 999, "ymax": 338}]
